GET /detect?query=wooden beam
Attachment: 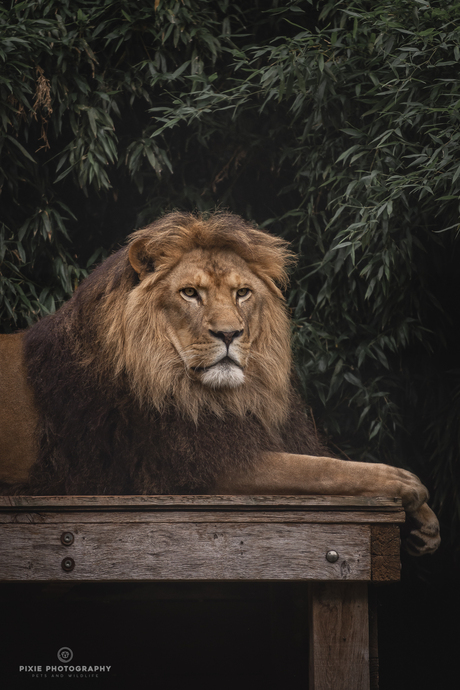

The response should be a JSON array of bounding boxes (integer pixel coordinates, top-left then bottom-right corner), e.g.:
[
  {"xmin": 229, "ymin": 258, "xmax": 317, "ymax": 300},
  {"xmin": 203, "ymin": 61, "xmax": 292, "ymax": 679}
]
[
  {"xmin": 0, "ymin": 522, "xmax": 371, "ymax": 582},
  {"xmin": 0, "ymin": 494, "xmax": 404, "ymax": 513}
]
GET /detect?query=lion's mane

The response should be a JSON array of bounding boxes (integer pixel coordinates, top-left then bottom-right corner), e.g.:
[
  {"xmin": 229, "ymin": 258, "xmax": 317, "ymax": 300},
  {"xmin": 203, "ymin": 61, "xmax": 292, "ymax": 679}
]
[{"xmin": 22, "ymin": 212, "xmax": 327, "ymax": 495}]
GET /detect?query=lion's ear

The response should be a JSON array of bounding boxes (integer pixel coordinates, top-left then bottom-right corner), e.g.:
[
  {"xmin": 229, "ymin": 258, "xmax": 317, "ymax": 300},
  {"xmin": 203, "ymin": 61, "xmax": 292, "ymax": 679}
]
[{"xmin": 129, "ymin": 238, "xmax": 155, "ymax": 279}]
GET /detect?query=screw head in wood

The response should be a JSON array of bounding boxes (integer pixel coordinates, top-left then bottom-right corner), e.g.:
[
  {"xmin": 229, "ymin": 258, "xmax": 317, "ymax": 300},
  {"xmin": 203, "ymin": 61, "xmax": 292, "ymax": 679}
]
[
  {"xmin": 326, "ymin": 550, "xmax": 339, "ymax": 563},
  {"xmin": 61, "ymin": 532, "xmax": 74, "ymax": 546},
  {"xmin": 61, "ymin": 557, "xmax": 75, "ymax": 572}
]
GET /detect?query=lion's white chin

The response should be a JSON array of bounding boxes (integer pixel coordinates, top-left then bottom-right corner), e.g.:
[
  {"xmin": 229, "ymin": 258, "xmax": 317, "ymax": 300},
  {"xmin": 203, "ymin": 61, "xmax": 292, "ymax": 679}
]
[{"xmin": 200, "ymin": 361, "xmax": 245, "ymax": 389}]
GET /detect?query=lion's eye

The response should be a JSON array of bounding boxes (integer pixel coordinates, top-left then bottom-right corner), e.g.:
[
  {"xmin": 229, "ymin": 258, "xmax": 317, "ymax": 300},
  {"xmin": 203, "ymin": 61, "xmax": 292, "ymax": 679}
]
[
  {"xmin": 236, "ymin": 288, "xmax": 251, "ymax": 300},
  {"xmin": 180, "ymin": 287, "xmax": 199, "ymax": 299}
]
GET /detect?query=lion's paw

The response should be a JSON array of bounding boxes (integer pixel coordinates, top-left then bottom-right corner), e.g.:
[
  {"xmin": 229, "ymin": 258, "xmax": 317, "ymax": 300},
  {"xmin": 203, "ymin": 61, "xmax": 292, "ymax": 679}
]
[
  {"xmin": 392, "ymin": 467, "xmax": 429, "ymax": 513},
  {"xmin": 402, "ymin": 503, "xmax": 441, "ymax": 556}
]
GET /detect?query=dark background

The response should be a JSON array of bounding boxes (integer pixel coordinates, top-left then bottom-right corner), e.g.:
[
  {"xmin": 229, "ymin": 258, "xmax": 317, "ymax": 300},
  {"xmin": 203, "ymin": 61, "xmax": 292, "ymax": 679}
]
[{"xmin": 1, "ymin": 565, "xmax": 457, "ymax": 690}]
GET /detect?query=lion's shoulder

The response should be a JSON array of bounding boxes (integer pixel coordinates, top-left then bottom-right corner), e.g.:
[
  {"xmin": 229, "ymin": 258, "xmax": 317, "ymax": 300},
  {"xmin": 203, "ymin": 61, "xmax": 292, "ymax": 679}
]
[{"xmin": 0, "ymin": 333, "xmax": 38, "ymax": 482}]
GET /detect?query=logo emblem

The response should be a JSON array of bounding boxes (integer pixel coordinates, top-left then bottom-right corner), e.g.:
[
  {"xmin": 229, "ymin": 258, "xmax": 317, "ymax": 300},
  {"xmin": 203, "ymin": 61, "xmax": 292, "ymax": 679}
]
[{"xmin": 57, "ymin": 647, "xmax": 73, "ymax": 663}]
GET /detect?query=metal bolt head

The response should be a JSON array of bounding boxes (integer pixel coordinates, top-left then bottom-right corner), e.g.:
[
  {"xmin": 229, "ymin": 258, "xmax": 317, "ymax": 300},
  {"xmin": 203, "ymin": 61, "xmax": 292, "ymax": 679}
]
[
  {"xmin": 61, "ymin": 557, "xmax": 75, "ymax": 572},
  {"xmin": 326, "ymin": 550, "xmax": 339, "ymax": 563},
  {"xmin": 61, "ymin": 532, "xmax": 74, "ymax": 546}
]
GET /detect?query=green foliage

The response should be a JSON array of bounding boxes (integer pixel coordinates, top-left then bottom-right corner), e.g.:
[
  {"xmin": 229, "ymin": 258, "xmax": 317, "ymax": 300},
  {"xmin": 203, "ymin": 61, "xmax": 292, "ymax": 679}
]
[{"xmin": 1, "ymin": 0, "xmax": 460, "ymax": 543}]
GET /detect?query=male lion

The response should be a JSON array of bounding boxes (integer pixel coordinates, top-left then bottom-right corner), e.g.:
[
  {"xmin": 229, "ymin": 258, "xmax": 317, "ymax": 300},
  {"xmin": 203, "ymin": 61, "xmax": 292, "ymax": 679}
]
[{"xmin": 0, "ymin": 212, "xmax": 439, "ymax": 555}]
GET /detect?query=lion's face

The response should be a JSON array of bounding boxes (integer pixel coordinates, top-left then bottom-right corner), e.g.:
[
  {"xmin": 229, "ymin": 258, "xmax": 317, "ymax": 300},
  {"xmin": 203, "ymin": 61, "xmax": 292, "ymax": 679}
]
[
  {"xmin": 101, "ymin": 213, "xmax": 293, "ymax": 423},
  {"xmin": 152, "ymin": 248, "xmax": 269, "ymax": 389}
]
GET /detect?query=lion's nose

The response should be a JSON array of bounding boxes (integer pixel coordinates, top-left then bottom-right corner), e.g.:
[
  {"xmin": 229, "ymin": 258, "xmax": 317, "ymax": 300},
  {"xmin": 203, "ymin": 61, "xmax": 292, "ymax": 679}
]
[{"xmin": 209, "ymin": 329, "xmax": 243, "ymax": 347}]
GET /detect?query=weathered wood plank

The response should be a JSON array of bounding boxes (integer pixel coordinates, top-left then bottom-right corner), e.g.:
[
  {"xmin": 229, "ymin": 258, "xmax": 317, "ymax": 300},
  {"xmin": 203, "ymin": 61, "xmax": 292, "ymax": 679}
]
[
  {"xmin": 0, "ymin": 522, "xmax": 371, "ymax": 582},
  {"xmin": 369, "ymin": 587, "xmax": 379, "ymax": 690},
  {"xmin": 0, "ymin": 495, "xmax": 404, "ymax": 512},
  {"xmin": 371, "ymin": 524, "xmax": 401, "ymax": 581},
  {"xmin": 309, "ymin": 581, "xmax": 370, "ymax": 690},
  {"xmin": 0, "ymin": 509, "xmax": 405, "ymax": 524}
]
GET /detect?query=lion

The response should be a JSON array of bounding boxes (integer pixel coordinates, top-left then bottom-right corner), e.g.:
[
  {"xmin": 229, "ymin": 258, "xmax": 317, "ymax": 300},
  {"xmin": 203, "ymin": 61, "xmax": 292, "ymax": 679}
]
[{"xmin": 0, "ymin": 211, "xmax": 439, "ymax": 555}]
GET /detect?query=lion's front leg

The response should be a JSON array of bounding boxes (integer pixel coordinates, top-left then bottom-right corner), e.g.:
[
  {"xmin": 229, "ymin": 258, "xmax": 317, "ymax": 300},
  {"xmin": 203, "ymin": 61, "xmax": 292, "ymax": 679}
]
[
  {"xmin": 214, "ymin": 452, "xmax": 429, "ymax": 510},
  {"xmin": 213, "ymin": 451, "xmax": 440, "ymax": 555}
]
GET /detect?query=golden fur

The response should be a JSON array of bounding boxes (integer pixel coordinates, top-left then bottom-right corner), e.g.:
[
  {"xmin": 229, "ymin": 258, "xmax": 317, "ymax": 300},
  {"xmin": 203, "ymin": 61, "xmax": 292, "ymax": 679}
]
[{"xmin": 0, "ymin": 334, "xmax": 38, "ymax": 483}]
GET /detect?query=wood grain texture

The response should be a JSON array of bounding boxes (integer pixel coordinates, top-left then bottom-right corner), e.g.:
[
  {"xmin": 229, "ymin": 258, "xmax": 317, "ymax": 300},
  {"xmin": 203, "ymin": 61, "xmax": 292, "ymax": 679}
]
[
  {"xmin": 0, "ymin": 509, "xmax": 405, "ymax": 525},
  {"xmin": 309, "ymin": 581, "xmax": 370, "ymax": 690},
  {"xmin": 0, "ymin": 494, "xmax": 405, "ymax": 513},
  {"xmin": 369, "ymin": 587, "xmax": 380, "ymax": 690},
  {"xmin": 371, "ymin": 525, "xmax": 401, "ymax": 581},
  {"xmin": 0, "ymin": 522, "xmax": 371, "ymax": 582}
]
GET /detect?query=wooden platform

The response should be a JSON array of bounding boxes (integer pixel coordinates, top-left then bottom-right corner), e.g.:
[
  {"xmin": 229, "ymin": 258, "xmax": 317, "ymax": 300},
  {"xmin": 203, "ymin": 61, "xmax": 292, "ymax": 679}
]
[{"xmin": 0, "ymin": 495, "xmax": 404, "ymax": 689}]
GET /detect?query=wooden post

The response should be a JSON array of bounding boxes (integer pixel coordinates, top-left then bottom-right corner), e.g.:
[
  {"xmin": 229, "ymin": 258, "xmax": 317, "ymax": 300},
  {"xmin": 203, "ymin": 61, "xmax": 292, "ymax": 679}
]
[
  {"xmin": 369, "ymin": 587, "xmax": 379, "ymax": 690},
  {"xmin": 309, "ymin": 581, "xmax": 370, "ymax": 690}
]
